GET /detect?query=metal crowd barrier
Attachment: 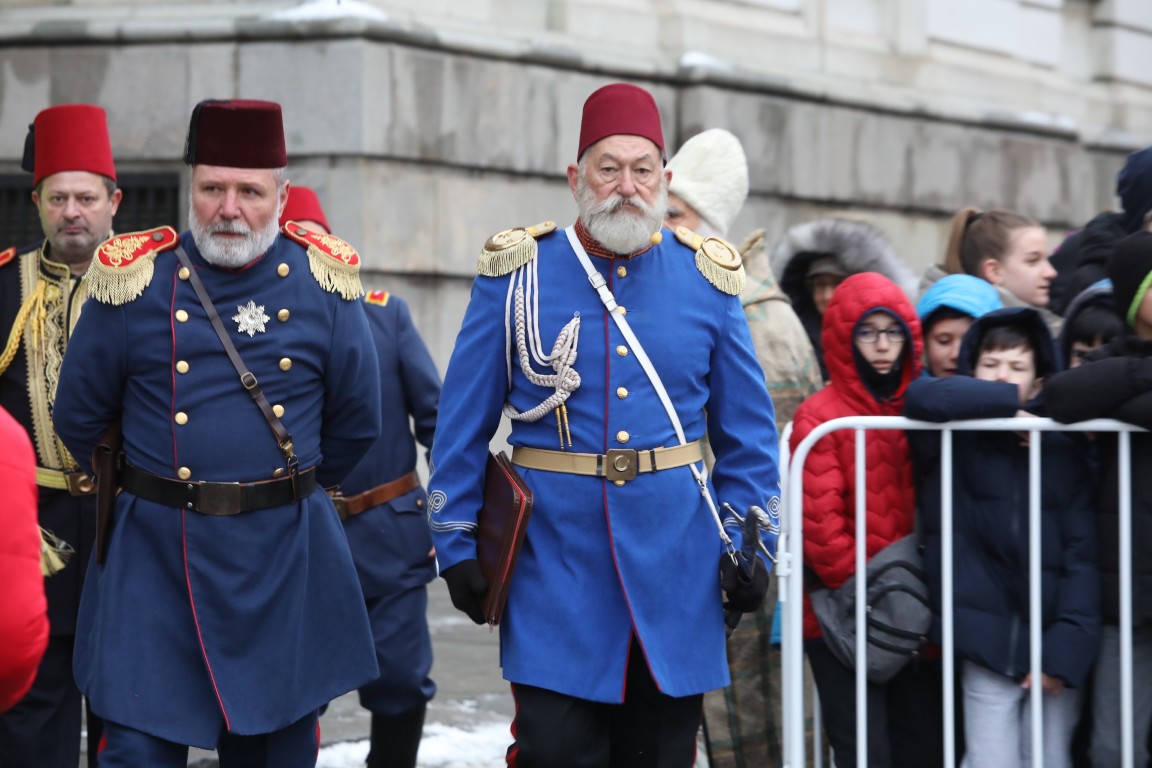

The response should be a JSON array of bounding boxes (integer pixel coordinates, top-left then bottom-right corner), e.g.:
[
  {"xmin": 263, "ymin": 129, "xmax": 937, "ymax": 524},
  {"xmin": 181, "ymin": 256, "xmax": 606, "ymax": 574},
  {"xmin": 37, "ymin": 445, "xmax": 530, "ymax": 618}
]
[{"xmin": 778, "ymin": 416, "xmax": 1144, "ymax": 768}]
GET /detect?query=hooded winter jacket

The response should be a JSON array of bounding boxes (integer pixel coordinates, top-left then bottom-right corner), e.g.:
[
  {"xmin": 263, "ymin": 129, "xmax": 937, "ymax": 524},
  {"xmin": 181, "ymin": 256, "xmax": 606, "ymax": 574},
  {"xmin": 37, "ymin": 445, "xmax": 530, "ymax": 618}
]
[
  {"xmin": 1046, "ymin": 332, "xmax": 1152, "ymax": 627},
  {"xmin": 774, "ymin": 219, "xmax": 918, "ymax": 382},
  {"xmin": 791, "ymin": 272, "xmax": 923, "ymax": 640},
  {"xmin": 904, "ymin": 307, "xmax": 1100, "ymax": 687}
]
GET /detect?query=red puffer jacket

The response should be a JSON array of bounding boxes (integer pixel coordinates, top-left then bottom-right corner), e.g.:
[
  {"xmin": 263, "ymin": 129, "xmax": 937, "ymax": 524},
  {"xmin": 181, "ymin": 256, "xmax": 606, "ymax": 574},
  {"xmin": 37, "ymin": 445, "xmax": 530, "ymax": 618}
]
[
  {"xmin": 790, "ymin": 272, "xmax": 922, "ymax": 639},
  {"xmin": 0, "ymin": 406, "xmax": 48, "ymax": 712}
]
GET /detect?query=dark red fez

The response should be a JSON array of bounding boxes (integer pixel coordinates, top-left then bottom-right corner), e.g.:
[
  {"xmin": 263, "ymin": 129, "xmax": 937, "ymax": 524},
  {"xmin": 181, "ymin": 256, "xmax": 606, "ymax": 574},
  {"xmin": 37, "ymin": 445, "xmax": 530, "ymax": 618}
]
[
  {"xmin": 23, "ymin": 104, "xmax": 116, "ymax": 186},
  {"xmin": 279, "ymin": 186, "xmax": 331, "ymax": 233},
  {"xmin": 184, "ymin": 99, "xmax": 287, "ymax": 168},
  {"xmin": 577, "ymin": 83, "xmax": 665, "ymax": 161}
]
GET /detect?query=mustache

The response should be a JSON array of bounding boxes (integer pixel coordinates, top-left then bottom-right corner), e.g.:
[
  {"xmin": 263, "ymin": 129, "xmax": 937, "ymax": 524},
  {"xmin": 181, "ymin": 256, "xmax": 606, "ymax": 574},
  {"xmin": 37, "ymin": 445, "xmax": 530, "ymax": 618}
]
[
  {"xmin": 587, "ymin": 193, "xmax": 651, "ymax": 217},
  {"xmin": 206, "ymin": 221, "xmax": 253, "ymax": 236}
]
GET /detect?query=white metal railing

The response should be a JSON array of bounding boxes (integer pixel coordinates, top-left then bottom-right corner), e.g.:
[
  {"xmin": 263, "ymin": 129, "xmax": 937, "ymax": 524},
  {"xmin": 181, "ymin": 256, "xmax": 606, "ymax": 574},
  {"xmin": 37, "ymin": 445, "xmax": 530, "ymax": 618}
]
[{"xmin": 778, "ymin": 416, "xmax": 1144, "ymax": 768}]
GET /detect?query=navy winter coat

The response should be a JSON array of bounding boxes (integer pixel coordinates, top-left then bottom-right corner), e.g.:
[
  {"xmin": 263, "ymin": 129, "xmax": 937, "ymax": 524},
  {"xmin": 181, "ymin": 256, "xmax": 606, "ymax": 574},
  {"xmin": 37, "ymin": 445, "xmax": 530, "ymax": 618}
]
[{"xmin": 904, "ymin": 307, "xmax": 1100, "ymax": 687}]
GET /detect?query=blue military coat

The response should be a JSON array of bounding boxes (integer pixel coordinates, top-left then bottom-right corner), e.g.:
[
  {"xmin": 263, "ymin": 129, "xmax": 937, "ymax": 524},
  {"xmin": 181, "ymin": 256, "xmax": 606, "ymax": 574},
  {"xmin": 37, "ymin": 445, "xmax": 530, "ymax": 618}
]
[
  {"xmin": 429, "ymin": 225, "xmax": 781, "ymax": 702},
  {"xmin": 52, "ymin": 228, "xmax": 381, "ymax": 747},
  {"xmin": 339, "ymin": 292, "xmax": 439, "ymax": 713}
]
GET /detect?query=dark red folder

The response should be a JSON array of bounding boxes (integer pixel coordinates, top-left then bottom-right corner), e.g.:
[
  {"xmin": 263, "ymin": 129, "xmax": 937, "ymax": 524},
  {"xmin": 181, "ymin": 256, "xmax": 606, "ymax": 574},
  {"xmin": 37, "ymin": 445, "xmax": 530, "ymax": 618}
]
[{"xmin": 477, "ymin": 451, "xmax": 534, "ymax": 625}]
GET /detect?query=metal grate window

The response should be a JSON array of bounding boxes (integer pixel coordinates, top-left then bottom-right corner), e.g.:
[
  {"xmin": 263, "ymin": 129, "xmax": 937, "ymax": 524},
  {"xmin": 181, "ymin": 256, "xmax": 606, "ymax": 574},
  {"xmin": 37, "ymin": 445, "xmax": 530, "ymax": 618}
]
[{"xmin": 0, "ymin": 172, "xmax": 181, "ymax": 249}]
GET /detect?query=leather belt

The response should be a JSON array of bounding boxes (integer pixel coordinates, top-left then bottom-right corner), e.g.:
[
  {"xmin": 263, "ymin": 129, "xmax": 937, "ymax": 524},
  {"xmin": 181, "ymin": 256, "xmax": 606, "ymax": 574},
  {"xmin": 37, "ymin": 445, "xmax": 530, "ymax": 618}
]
[
  {"xmin": 329, "ymin": 470, "xmax": 420, "ymax": 521},
  {"xmin": 36, "ymin": 467, "xmax": 96, "ymax": 496},
  {"xmin": 121, "ymin": 464, "xmax": 317, "ymax": 516},
  {"xmin": 511, "ymin": 440, "xmax": 703, "ymax": 485}
]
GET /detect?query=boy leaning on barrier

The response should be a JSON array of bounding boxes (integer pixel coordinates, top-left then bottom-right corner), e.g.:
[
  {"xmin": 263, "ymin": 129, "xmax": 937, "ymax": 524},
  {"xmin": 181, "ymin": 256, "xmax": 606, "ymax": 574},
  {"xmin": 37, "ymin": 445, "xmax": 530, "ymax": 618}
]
[
  {"xmin": 1045, "ymin": 230, "xmax": 1152, "ymax": 768},
  {"xmin": 905, "ymin": 306, "xmax": 1101, "ymax": 768}
]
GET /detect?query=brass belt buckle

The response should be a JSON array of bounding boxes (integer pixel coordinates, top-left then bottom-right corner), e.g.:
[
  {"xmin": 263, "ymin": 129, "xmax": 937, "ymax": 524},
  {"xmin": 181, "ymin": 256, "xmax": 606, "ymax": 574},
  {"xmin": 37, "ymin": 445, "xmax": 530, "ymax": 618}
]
[
  {"xmin": 65, "ymin": 472, "xmax": 96, "ymax": 496},
  {"xmin": 604, "ymin": 449, "xmax": 638, "ymax": 484},
  {"xmin": 329, "ymin": 492, "xmax": 349, "ymax": 520},
  {"xmin": 197, "ymin": 482, "xmax": 244, "ymax": 516}
]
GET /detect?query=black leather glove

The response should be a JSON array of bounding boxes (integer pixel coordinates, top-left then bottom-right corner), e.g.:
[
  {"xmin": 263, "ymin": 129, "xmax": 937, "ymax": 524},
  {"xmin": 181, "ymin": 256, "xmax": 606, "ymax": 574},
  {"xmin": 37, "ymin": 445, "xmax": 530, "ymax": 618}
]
[
  {"xmin": 441, "ymin": 559, "xmax": 488, "ymax": 625},
  {"xmin": 720, "ymin": 553, "xmax": 769, "ymax": 613}
]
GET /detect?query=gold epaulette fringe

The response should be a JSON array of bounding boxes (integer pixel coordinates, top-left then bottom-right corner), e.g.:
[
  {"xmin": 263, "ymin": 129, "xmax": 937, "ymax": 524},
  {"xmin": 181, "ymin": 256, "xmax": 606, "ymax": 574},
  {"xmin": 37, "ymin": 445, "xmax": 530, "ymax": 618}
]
[
  {"xmin": 478, "ymin": 221, "xmax": 556, "ymax": 277},
  {"xmin": 675, "ymin": 226, "xmax": 745, "ymax": 296},
  {"xmin": 307, "ymin": 244, "xmax": 364, "ymax": 300},
  {"xmin": 86, "ymin": 226, "xmax": 179, "ymax": 305}
]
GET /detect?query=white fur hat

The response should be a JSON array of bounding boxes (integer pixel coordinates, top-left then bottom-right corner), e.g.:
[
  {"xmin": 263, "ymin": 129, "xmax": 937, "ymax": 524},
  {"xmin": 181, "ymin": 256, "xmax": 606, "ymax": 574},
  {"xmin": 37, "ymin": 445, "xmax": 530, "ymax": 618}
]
[{"xmin": 667, "ymin": 128, "xmax": 749, "ymax": 237}]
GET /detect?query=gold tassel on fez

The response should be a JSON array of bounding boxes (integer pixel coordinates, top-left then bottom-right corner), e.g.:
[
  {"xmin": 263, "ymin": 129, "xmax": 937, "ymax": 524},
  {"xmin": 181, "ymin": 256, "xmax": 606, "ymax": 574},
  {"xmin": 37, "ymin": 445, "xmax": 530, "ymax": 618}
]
[{"xmin": 40, "ymin": 527, "xmax": 74, "ymax": 577}]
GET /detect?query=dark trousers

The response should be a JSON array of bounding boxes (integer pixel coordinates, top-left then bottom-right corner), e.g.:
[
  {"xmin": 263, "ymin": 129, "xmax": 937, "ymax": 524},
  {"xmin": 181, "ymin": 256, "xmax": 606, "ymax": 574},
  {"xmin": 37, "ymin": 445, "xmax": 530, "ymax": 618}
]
[
  {"xmin": 806, "ymin": 640, "xmax": 947, "ymax": 768},
  {"xmin": 97, "ymin": 712, "xmax": 319, "ymax": 768},
  {"xmin": 507, "ymin": 636, "xmax": 703, "ymax": 768},
  {"xmin": 0, "ymin": 634, "xmax": 101, "ymax": 768}
]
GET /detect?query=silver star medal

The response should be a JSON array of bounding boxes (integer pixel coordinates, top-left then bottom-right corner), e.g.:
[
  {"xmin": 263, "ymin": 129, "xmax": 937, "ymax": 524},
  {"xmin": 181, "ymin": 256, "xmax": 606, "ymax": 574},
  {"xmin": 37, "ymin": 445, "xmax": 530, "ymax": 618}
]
[{"xmin": 232, "ymin": 300, "xmax": 270, "ymax": 337}]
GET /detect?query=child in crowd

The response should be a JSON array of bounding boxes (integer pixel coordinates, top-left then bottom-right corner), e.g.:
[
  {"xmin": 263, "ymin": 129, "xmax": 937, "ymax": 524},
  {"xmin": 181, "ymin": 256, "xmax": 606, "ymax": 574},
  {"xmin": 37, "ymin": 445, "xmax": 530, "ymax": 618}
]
[
  {"xmin": 916, "ymin": 274, "xmax": 1003, "ymax": 377},
  {"xmin": 1046, "ymin": 231, "xmax": 1152, "ymax": 767},
  {"xmin": 792, "ymin": 272, "xmax": 943, "ymax": 768},
  {"xmin": 941, "ymin": 207, "xmax": 1061, "ymax": 335},
  {"xmin": 1057, "ymin": 279, "xmax": 1124, "ymax": 368},
  {"xmin": 905, "ymin": 307, "xmax": 1100, "ymax": 768}
]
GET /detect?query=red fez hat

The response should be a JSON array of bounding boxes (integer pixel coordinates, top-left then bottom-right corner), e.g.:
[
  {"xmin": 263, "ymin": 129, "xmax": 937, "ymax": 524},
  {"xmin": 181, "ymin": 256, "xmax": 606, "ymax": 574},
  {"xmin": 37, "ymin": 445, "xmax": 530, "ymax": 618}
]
[
  {"xmin": 577, "ymin": 83, "xmax": 665, "ymax": 161},
  {"xmin": 184, "ymin": 99, "xmax": 287, "ymax": 168},
  {"xmin": 279, "ymin": 186, "xmax": 331, "ymax": 232},
  {"xmin": 23, "ymin": 104, "xmax": 116, "ymax": 186}
]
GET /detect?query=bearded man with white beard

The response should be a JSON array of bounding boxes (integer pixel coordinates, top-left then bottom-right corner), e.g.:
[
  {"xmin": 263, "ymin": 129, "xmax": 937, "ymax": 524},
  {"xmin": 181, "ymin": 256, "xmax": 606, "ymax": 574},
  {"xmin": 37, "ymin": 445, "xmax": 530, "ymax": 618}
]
[
  {"xmin": 429, "ymin": 83, "xmax": 782, "ymax": 766},
  {"xmin": 50, "ymin": 99, "xmax": 381, "ymax": 767}
]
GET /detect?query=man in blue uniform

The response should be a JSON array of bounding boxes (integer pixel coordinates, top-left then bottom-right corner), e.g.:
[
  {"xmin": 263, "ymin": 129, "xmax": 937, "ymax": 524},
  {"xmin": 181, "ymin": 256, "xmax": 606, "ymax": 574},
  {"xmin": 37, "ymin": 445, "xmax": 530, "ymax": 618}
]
[
  {"xmin": 52, "ymin": 100, "xmax": 381, "ymax": 767},
  {"xmin": 0, "ymin": 103, "xmax": 119, "ymax": 768},
  {"xmin": 429, "ymin": 83, "xmax": 781, "ymax": 766},
  {"xmin": 280, "ymin": 186, "xmax": 439, "ymax": 768}
]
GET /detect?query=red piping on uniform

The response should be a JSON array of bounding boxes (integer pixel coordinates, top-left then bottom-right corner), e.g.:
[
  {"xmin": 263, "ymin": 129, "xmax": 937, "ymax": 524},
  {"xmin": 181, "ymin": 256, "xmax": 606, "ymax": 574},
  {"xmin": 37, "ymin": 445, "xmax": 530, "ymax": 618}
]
[
  {"xmin": 169, "ymin": 274, "xmax": 180, "ymax": 470},
  {"xmin": 182, "ymin": 510, "xmax": 231, "ymax": 731}
]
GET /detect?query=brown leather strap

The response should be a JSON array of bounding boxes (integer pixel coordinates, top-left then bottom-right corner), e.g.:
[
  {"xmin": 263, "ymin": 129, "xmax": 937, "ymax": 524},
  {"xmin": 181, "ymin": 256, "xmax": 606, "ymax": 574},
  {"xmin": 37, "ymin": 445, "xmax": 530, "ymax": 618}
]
[
  {"xmin": 330, "ymin": 470, "xmax": 420, "ymax": 520},
  {"xmin": 121, "ymin": 463, "xmax": 317, "ymax": 515},
  {"xmin": 173, "ymin": 246, "xmax": 299, "ymax": 477}
]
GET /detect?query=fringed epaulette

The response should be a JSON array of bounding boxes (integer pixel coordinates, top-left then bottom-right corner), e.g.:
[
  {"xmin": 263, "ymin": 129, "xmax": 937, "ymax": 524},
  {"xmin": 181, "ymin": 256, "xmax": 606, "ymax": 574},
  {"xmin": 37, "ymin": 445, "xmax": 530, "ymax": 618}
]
[
  {"xmin": 87, "ymin": 226, "xmax": 179, "ymax": 305},
  {"xmin": 283, "ymin": 222, "xmax": 364, "ymax": 301},
  {"xmin": 365, "ymin": 289, "xmax": 391, "ymax": 307},
  {"xmin": 675, "ymin": 226, "xmax": 745, "ymax": 296},
  {"xmin": 477, "ymin": 221, "xmax": 557, "ymax": 277},
  {"xmin": 0, "ymin": 246, "xmax": 15, "ymax": 269}
]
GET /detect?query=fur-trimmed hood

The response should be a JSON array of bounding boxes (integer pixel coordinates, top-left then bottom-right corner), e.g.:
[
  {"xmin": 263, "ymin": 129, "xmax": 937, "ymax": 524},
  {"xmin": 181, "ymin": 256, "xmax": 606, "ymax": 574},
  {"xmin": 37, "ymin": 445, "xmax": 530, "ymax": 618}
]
[{"xmin": 773, "ymin": 218, "xmax": 919, "ymax": 319}]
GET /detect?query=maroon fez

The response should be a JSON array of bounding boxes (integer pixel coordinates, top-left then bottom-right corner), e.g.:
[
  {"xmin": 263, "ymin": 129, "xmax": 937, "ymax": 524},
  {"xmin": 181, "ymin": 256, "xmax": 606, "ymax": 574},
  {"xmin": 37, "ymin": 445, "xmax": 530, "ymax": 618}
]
[
  {"xmin": 23, "ymin": 104, "xmax": 117, "ymax": 186},
  {"xmin": 279, "ymin": 186, "xmax": 331, "ymax": 233},
  {"xmin": 577, "ymin": 83, "xmax": 665, "ymax": 161},
  {"xmin": 184, "ymin": 99, "xmax": 287, "ymax": 168}
]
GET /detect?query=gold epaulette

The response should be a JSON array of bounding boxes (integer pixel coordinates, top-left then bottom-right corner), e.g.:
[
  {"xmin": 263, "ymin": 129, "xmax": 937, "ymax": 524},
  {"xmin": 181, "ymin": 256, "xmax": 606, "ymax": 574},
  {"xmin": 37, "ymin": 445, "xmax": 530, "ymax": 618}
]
[
  {"xmin": 87, "ymin": 226, "xmax": 179, "ymax": 305},
  {"xmin": 282, "ymin": 222, "xmax": 364, "ymax": 301},
  {"xmin": 365, "ymin": 289, "xmax": 391, "ymax": 307},
  {"xmin": 674, "ymin": 226, "xmax": 745, "ymax": 296},
  {"xmin": 0, "ymin": 246, "xmax": 15, "ymax": 269},
  {"xmin": 478, "ymin": 221, "xmax": 557, "ymax": 277}
]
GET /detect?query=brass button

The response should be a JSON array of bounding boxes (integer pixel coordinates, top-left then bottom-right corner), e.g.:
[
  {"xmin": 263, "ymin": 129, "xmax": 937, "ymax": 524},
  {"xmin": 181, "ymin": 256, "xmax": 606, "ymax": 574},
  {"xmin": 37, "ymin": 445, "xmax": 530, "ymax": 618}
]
[
  {"xmin": 295, "ymin": 228, "xmax": 309, "ymax": 237},
  {"xmin": 177, "ymin": 467, "xmax": 192, "ymax": 480},
  {"xmin": 617, "ymin": 266, "xmax": 627, "ymax": 278},
  {"xmin": 616, "ymin": 345, "xmax": 628, "ymax": 357},
  {"xmin": 272, "ymin": 467, "xmax": 285, "ymax": 478},
  {"xmin": 152, "ymin": 231, "xmax": 165, "ymax": 242},
  {"xmin": 277, "ymin": 263, "xmax": 290, "ymax": 277},
  {"xmin": 617, "ymin": 387, "xmax": 628, "ymax": 399},
  {"xmin": 616, "ymin": 306, "xmax": 626, "ymax": 316},
  {"xmin": 178, "ymin": 267, "xmax": 190, "ymax": 281},
  {"xmin": 279, "ymin": 358, "xmax": 292, "ymax": 371},
  {"xmin": 174, "ymin": 412, "xmax": 188, "ymax": 425},
  {"xmin": 77, "ymin": 476, "xmax": 94, "ymax": 494},
  {"xmin": 175, "ymin": 309, "xmax": 189, "ymax": 322},
  {"xmin": 272, "ymin": 404, "xmax": 285, "ymax": 418},
  {"xmin": 176, "ymin": 360, "xmax": 189, "ymax": 374},
  {"xmin": 416, "ymin": 499, "xmax": 424, "ymax": 508},
  {"xmin": 616, "ymin": 430, "xmax": 630, "ymax": 444},
  {"xmin": 613, "ymin": 480, "xmax": 625, "ymax": 487},
  {"xmin": 277, "ymin": 309, "xmax": 290, "ymax": 322}
]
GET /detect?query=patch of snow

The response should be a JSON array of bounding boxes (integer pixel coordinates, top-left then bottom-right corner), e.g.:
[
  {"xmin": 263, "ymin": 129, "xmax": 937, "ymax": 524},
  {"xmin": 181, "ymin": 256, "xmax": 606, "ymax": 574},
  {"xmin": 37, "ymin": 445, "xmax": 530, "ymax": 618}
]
[
  {"xmin": 266, "ymin": 0, "xmax": 389, "ymax": 22},
  {"xmin": 317, "ymin": 721, "xmax": 510, "ymax": 768},
  {"xmin": 679, "ymin": 51, "xmax": 736, "ymax": 72}
]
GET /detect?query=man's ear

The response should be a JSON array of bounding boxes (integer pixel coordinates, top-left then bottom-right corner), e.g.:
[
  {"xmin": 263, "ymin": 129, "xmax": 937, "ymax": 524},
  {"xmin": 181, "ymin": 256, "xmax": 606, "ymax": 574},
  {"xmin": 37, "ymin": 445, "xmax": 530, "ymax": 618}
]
[
  {"xmin": 981, "ymin": 258, "xmax": 1003, "ymax": 285},
  {"xmin": 1028, "ymin": 376, "xmax": 1044, "ymax": 401},
  {"xmin": 566, "ymin": 164, "xmax": 580, "ymax": 195}
]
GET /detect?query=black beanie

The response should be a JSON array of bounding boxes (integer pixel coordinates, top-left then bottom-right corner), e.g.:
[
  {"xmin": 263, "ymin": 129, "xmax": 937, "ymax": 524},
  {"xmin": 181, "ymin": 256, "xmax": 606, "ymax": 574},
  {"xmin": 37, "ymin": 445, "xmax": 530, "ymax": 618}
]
[{"xmin": 1109, "ymin": 231, "xmax": 1152, "ymax": 328}]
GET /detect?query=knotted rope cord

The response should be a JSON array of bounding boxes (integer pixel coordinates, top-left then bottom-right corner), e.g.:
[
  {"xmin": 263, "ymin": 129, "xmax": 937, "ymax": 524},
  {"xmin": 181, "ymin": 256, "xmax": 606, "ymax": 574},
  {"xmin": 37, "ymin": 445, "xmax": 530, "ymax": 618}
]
[{"xmin": 0, "ymin": 280, "xmax": 46, "ymax": 377}]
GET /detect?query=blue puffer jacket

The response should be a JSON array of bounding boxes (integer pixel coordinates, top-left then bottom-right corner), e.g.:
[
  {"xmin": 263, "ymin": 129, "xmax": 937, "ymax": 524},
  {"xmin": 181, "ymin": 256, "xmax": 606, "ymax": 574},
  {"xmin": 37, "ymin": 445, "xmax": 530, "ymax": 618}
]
[{"xmin": 904, "ymin": 307, "xmax": 1101, "ymax": 687}]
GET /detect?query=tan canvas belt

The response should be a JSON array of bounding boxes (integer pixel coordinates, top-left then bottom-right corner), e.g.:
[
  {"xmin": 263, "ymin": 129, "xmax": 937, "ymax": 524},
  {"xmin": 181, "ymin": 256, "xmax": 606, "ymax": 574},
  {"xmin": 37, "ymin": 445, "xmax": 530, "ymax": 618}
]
[
  {"xmin": 36, "ymin": 467, "xmax": 96, "ymax": 496},
  {"xmin": 329, "ymin": 470, "xmax": 421, "ymax": 521},
  {"xmin": 511, "ymin": 440, "xmax": 703, "ymax": 485}
]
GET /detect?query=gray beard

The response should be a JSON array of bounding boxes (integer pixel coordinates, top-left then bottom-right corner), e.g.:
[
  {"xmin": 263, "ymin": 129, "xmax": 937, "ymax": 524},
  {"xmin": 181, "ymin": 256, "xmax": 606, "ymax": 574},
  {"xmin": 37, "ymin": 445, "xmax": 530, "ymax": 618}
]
[
  {"xmin": 189, "ymin": 211, "xmax": 280, "ymax": 268},
  {"xmin": 576, "ymin": 175, "xmax": 667, "ymax": 255}
]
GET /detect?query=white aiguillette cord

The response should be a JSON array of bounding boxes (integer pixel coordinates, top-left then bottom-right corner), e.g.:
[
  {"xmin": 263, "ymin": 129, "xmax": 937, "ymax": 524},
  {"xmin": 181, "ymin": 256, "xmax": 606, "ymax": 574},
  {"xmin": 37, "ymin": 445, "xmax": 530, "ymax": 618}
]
[{"xmin": 564, "ymin": 226, "xmax": 734, "ymax": 552}]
